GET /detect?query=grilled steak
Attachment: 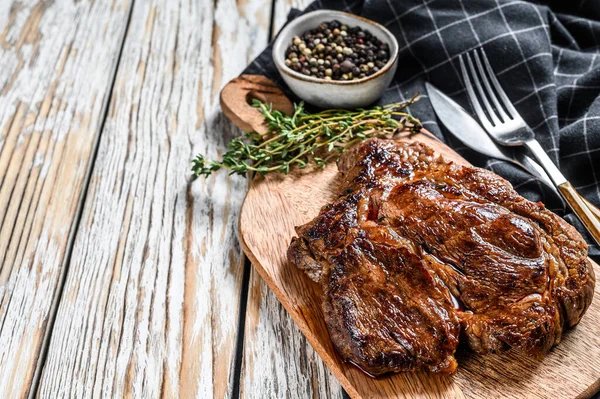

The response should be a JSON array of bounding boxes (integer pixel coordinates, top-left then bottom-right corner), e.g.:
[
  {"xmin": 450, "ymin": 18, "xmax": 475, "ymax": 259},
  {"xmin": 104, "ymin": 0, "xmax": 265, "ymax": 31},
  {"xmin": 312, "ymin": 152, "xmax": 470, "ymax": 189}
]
[{"xmin": 287, "ymin": 138, "xmax": 595, "ymax": 376}]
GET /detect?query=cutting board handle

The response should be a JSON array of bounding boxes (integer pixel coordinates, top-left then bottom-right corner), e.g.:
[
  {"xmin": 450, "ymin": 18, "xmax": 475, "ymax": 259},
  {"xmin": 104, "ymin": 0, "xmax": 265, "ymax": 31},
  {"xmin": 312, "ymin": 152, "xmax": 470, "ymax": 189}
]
[{"xmin": 220, "ymin": 74, "xmax": 294, "ymax": 135}]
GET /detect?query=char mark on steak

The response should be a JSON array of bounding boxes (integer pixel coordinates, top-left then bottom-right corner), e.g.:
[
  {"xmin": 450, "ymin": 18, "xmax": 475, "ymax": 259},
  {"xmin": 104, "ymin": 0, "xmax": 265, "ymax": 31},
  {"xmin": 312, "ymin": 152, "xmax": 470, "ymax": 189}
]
[{"xmin": 287, "ymin": 138, "xmax": 595, "ymax": 376}]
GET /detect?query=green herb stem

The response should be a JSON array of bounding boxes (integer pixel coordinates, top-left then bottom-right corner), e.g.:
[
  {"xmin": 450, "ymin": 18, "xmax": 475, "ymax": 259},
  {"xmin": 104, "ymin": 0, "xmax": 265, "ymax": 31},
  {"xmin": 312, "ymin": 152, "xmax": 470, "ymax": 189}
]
[{"xmin": 191, "ymin": 95, "xmax": 421, "ymax": 178}]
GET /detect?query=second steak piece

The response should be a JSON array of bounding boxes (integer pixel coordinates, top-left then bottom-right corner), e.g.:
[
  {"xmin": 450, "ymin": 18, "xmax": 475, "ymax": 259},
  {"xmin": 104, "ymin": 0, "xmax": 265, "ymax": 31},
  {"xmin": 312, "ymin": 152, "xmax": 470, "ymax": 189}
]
[{"xmin": 288, "ymin": 138, "xmax": 595, "ymax": 376}]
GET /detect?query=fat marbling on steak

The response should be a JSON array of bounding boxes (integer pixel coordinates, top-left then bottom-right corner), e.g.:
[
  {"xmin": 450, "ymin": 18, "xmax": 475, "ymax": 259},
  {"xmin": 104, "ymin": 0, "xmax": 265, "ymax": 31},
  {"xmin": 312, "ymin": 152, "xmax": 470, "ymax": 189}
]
[{"xmin": 287, "ymin": 138, "xmax": 595, "ymax": 376}]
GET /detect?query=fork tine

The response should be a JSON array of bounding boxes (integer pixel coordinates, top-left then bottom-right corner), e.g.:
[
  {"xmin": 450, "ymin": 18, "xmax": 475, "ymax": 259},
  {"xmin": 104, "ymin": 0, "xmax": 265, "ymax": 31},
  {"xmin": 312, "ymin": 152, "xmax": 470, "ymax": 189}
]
[
  {"xmin": 465, "ymin": 51, "xmax": 502, "ymax": 127},
  {"xmin": 472, "ymin": 49, "xmax": 510, "ymax": 123},
  {"xmin": 479, "ymin": 47, "xmax": 519, "ymax": 118},
  {"xmin": 459, "ymin": 54, "xmax": 494, "ymax": 132}
]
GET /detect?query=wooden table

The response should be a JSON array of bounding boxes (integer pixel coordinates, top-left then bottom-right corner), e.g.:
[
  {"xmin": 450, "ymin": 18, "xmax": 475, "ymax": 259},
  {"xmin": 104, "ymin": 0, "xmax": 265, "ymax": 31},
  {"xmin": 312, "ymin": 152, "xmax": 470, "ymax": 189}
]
[{"xmin": 0, "ymin": 0, "xmax": 350, "ymax": 397}]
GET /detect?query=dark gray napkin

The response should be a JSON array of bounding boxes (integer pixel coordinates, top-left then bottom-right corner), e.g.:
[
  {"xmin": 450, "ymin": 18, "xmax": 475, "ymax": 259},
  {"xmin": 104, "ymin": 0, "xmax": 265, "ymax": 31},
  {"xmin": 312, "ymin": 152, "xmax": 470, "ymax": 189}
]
[{"xmin": 244, "ymin": 0, "xmax": 600, "ymax": 259}]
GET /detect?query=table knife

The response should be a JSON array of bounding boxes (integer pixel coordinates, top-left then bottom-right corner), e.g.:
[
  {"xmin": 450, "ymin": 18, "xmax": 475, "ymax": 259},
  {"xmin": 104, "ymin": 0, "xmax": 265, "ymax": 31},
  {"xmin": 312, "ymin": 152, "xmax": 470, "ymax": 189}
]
[{"xmin": 425, "ymin": 82, "xmax": 600, "ymax": 220}]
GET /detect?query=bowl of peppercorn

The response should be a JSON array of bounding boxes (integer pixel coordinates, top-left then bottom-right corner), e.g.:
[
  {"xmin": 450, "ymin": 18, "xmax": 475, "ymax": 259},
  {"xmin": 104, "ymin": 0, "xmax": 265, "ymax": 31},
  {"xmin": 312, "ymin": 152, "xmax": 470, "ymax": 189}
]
[{"xmin": 272, "ymin": 10, "xmax": 398, "ymax": 109}]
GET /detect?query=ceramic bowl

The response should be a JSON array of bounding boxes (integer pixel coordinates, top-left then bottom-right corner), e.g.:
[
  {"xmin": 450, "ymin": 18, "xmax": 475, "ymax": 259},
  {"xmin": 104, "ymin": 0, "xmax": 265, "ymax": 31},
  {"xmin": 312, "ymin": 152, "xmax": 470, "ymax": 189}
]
[{"xmin": 272, "ymin": 10, "xmax": 399, "ymax": 109}]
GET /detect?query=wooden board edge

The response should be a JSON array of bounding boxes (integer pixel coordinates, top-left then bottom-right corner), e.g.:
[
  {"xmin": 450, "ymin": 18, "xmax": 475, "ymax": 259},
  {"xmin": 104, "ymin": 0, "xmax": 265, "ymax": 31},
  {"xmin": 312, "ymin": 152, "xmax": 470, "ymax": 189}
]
[
  {"xmin": 576, "ymin": 370, "xmax": 600, "ymax": 399},
  {"xmin": 236, "ymin": 132, "xmax": 600, "ymax": 399},
  {"xmin": 237, "ymin": 221, "xmax": 364, "ymax": 399}
]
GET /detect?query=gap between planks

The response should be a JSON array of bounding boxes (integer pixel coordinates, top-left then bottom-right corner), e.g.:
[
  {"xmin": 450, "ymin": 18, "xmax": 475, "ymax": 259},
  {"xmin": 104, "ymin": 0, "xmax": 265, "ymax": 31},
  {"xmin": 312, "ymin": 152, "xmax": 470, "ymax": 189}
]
[
  {"xmin": 21, "ymin": 0, "xmax": 344, "ymax": 397},
  {"xmin": 228, "ymin": 0, "xmax": 278, "ymax": 396},
  {"xmin": 35, "ymin": 0, "xmax": 271, "ymax": 397},
  {"xmin": 0, "ymin": 1, "xmax": 135, "ymax": 398},
  {"xmin": 27, "ymin": 2, "xmax": 137, "ymax": 398}
]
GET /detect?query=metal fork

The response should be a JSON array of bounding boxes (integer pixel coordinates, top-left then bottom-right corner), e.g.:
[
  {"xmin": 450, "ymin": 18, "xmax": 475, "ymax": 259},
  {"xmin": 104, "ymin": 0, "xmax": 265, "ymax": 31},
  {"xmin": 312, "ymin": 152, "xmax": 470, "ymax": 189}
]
[{"xmin": 459, "ymin": 48, "xmax": 600, "ymax": 246}]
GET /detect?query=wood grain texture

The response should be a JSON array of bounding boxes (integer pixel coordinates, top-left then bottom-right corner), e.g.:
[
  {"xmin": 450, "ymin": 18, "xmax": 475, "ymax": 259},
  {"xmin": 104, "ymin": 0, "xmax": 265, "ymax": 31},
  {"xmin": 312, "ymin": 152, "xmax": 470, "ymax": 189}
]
[
  {"xmin": 240, "ymin": 268, "xmax": 344, "ymax": 398},
  {"xmin": 0, "ymin": 1, "xmax": 132, "ymax": 397},
  {"xmin": 272, "ymin": 0, "xmax": 312, "ymax": 37},
  {"xmin": 221, "ymin": 74, "xmax": 293, "ymax": 135},
  {"xmin": 36, "ymin": 0, "xmax": 270, "ymax": 397},
  {"xmin": 239, "ymin": 129, "xmax": 600, "ymax": 399}
]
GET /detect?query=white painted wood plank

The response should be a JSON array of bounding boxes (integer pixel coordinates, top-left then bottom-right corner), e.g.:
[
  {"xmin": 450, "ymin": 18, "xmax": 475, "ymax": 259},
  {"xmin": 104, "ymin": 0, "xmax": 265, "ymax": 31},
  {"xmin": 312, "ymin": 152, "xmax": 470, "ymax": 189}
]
[
  {"xmin": 36, "ymin": 0, "xmax": 271, "ymax": 397},
  {"xmin": 240, "ymin": 270, "xmax": 344, "ymax": 399},
  {"xmin": 0, "ymin": 1, "xmax": 133, "ymax": 397},
  {"xmin": 272, "ymin": 0, "xmax": 312, "ymax": 36}
]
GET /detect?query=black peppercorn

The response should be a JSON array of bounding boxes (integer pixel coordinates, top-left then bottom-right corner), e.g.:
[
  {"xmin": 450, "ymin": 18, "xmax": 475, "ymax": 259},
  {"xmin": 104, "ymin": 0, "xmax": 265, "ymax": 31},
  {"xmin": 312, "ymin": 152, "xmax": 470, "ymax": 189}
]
[{"xmin": 340, "ymin": 60, "xmax": 354, "ymax": 73}]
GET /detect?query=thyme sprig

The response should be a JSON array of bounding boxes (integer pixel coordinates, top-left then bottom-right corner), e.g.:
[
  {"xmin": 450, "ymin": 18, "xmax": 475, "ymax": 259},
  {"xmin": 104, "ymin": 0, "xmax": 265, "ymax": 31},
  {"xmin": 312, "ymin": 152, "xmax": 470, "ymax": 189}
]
[{"xmin": 192, "ymin": 94, "xmax": 421, "ymax": 178}]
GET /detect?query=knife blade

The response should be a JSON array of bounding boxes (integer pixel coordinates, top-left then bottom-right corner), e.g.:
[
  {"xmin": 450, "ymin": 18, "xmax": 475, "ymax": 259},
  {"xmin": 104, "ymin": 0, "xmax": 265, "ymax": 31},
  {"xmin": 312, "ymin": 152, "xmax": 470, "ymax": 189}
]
[
  {"xmin": 426, "ymin": 82, "xmax": 600, "ymax": 220},
  {"xmin": 425, "ymin": 82, "xmax": 556, "ymax": 190}
]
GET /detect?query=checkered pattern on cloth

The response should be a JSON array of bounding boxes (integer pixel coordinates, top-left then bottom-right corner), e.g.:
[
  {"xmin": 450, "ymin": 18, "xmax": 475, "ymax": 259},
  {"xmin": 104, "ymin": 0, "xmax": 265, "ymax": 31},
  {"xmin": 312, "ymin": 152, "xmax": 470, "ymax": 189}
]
[{"xmin": 244, "ymin": 0, "xmax": 600, "ymax": 258}]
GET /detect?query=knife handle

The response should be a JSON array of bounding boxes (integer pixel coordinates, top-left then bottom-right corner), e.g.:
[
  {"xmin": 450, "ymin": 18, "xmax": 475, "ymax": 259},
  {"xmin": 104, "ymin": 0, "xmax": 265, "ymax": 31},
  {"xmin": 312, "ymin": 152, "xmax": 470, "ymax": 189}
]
[{"xmin": 558, "ymin": 182, "xmax": 600, "ymax": 246}]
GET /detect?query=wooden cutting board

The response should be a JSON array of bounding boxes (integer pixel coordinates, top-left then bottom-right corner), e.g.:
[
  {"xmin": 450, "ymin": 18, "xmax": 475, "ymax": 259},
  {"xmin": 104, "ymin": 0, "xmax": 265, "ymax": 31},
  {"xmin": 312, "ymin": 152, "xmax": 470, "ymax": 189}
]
[{"xmin": 222, "ymin": 75, "xmax": 600, "ymax": 399}]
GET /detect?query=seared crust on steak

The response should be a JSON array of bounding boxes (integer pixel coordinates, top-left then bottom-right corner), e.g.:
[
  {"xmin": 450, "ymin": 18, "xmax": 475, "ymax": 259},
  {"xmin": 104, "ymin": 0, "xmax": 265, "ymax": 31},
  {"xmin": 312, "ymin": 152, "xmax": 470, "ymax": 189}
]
[{"xmin": 287, "ymin": 138, "xmax": 595, "ymax": 376}]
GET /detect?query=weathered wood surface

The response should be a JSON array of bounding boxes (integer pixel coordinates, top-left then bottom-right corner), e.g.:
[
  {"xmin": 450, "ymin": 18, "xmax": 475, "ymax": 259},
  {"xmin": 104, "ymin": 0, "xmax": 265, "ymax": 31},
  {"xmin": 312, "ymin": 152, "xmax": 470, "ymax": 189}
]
[
  {"xmin": 37, "ymin": 0, "xmax": 270, "ymax": 397},
  {"xmin": 272, "ymin": 0, "xmax": 312, "ymax": 37},
  {"xmin": 0, "ymin": 1, "xmax": 132, "ymax": 397},
  {"xmin": 238, "ymin": 124, "xmax": 600, "ymax": 398},
  {"xmin": 241, "ymin": 270, "xmax": 344, "ymax": 398}
]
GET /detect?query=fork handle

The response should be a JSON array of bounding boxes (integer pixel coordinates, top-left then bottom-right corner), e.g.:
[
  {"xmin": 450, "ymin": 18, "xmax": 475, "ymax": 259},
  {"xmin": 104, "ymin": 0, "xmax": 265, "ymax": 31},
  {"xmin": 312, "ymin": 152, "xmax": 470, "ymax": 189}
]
[
  {"xmin": 518, "ymin": 154, "xmax": 600, "ymax": 220},
  {"xmin": 558, "ymin": 182, "xmax": 600, "ymax": 246},
  {"xmin": 525, "ymin": 140, "xmax": 600, "ymax": 246},
  {"xmin": 583, "ymin": 197, "xmax": 600, "ymax": 220}
]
